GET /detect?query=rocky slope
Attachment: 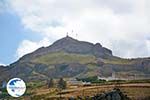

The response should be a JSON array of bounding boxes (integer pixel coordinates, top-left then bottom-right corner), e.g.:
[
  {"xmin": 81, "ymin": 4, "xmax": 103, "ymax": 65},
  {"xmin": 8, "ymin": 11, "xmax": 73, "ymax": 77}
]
[
  {"xmin": 0, "ymin": 36, "xmax": 150, "ymax": 82},
  {"xmin": 20, "ymin": 36, "xmax": 112, "ymax": 62}
]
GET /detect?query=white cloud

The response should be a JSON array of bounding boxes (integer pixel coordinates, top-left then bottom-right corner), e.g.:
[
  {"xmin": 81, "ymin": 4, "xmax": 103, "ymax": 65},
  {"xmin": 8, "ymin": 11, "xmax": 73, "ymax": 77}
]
[
  {"xmin": 0, "ymin": 0, "xmax": 9, "ymax": 14},
  {"xmin": 0, "ymin": 62, "xmax": 6, "ymax": 66},
  {"xmin": 16, "ymin": 38, "xmax": 51, "ymax": 58},
  {"xmin": 146, "ymin": 39, "xmax": 150, "ymax": 55},
  {"xmin": 7, "ymin": 0, "xmax": 150, "ymax": 58},
  {"xmin": 110, "ymin": 39, "xmax": 150, "ymax": 58}
]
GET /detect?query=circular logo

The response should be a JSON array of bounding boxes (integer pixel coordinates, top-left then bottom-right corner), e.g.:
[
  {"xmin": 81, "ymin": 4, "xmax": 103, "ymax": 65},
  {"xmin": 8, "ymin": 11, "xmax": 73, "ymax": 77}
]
[{"xmin": 7, "ymin": 78, "xmax": 26, "ymax": 97}]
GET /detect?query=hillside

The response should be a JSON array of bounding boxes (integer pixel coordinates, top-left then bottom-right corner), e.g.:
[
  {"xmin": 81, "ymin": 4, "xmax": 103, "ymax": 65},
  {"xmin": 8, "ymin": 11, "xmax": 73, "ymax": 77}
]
[{"xmin": 0, "ymin": 36, "xmax": 150, "ymax": 82}]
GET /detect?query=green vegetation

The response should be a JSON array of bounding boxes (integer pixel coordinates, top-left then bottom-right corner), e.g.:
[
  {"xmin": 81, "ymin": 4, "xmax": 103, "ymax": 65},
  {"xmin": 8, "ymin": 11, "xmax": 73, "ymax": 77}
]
[
  {"xmin": 123, "ymin": 79, "xmax": 150, "ymax": 83},
  {"xmin": 103, "ymin": 57, "xmax": 132, "ymax": 65},
  {"xmin": 86, "ymin": 63, "xmax": 99, "ymax": 70},
  {"xmin": 32, "ymin": 52, "xmax": 138, "ymax": 65},
  {"xmin": 77, "ymin": 76, "xmax": 106, "ymax": 83},
  {"xmin": 32, "ymin": 51, "xmax": 96, "ymax": 65},
  {"xmin": 79, "ymin": 71, "xmax": 98, "ymax": 78},
  {"xmin": 0, "ymin": 88, "xmax": 9, "ymax": 99},
  {"xmin": 27, "ymin": 81, "xmax": 45, "ymax": 89}
]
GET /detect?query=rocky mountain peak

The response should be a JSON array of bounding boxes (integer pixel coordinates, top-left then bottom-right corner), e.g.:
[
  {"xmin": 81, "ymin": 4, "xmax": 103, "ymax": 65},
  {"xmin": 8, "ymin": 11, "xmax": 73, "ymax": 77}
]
[
  {"xmin": 52, "ymin": 36, "xmax": 78, "ymax": 46},
  {"xmin": 20, "ymin": 36, "xmax": 113, "ymax": 61},
  {"xmin": 94, "ymin": 43, "xmax": 102, "ymax": 48},
  {"xmin": 46, "ymin": 36, "xmax": 112, "ymax": 58},
  {"xmin": 0, "ymin": 37, "xmax": 149, "ymax": 83}
]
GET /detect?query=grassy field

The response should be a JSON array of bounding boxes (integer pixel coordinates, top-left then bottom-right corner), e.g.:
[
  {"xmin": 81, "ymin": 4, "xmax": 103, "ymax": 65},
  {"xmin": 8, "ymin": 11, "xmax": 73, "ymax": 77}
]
[
  {"xmin": 31, "ymin": 51, "xmax": 134, "ymax": 65},
  {"xmin": 32, "ymin": 51, "xmax": 97, "ymax": 65}
]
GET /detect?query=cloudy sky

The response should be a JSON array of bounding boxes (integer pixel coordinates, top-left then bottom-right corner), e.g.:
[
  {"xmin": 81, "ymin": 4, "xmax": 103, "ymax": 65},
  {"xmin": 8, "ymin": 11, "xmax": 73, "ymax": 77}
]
[{"xmin": 0, "ymin": 0, "xmax": 150, "ymax": 65}]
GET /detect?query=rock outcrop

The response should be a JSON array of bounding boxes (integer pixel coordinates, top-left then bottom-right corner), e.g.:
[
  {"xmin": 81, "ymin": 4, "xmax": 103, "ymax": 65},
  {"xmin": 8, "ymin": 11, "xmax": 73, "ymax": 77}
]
[{"xmin": 68, "ymin": 88, "xmax": 130, "ymax": 100}]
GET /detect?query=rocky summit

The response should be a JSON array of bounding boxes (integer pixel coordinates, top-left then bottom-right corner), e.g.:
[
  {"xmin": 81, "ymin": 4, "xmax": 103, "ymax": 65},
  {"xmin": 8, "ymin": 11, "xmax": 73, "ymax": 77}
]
[
  {"xmin": 20, "ymin": 36, "xmax": 112, "ymax": 62},
  {"xmin": 0, "ymin": 36, "xmax": 150, "ymax": 82}
]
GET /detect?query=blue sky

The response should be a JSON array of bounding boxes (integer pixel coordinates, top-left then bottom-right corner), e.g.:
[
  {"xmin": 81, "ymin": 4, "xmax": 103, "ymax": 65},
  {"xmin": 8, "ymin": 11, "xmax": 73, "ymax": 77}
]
[
  {"xmin": 0, "ymin": 0, "xmax": 150, "ymax": 65},
  {"xmin": 0, "ymin": 11, "xmax": 41, "ymax": 65}
]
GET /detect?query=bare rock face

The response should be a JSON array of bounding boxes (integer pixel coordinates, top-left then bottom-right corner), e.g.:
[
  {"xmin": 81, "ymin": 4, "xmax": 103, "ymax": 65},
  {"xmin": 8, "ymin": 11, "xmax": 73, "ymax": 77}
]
[{"xmin": 93, "ymin": 43, "xmax": 112, "ymax": 57}]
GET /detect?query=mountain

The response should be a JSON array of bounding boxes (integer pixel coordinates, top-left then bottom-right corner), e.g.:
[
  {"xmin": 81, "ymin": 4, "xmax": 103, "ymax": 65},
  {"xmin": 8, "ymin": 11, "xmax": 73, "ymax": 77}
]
[
  {"xmin": 0, "ymin": 36, "xmax": 150, "ymax": 82},
  {"xmin": 20, "ymin": 36, "xmax": 112, "ymax": 62}
]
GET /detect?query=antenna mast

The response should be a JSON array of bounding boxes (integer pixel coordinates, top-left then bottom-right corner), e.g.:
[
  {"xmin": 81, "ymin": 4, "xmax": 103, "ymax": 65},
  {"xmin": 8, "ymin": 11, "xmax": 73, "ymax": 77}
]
[
  {"xmin": 76, "ymin": 33, "xmax": 78, "ymax": 39},
  {"xmin": 66, "ymin": 32, "xmax": 69, "ymax": 37}
]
